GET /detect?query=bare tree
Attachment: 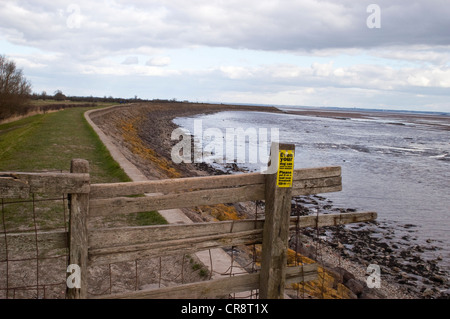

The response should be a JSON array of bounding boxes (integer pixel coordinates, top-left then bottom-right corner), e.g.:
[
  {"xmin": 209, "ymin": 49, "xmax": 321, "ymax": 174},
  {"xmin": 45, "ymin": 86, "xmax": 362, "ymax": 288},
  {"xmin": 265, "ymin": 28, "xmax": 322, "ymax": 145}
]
[{"xmin": 0, "ymin": 55, "xmax": 32, "ymax": 119}]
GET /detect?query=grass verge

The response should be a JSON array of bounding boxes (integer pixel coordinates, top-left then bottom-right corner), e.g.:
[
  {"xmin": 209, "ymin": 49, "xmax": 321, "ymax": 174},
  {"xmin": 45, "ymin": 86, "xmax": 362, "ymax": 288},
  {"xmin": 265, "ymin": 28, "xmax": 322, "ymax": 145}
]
[{"xmin": 0, "ymin": 106, "xmax": 166, "ymax": 228}]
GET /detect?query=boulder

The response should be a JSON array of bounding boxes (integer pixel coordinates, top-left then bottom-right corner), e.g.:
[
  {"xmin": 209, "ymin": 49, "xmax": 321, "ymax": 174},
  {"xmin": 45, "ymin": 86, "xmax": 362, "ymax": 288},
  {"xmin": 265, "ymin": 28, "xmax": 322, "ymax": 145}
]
[
  {"xmin": 332, "ymin": 266, "xmax": 355, "ymax": 283},
  {"xmin": 345, "ymin": 278, "xmax": 365, "ymax": 296},
  {"xmin": 360, "ymin": 287, "xmax": 386, "ymax": 299}
]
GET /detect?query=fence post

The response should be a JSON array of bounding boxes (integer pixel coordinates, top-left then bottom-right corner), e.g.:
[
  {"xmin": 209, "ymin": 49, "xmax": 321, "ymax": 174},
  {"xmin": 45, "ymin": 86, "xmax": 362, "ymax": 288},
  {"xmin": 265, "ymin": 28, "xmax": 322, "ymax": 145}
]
[
  {"xmin": 259, "ymin": 143, "xmax": 295, "ymax": 299},
  {"xmin": 66, "ymin": 159, "xmax": 90, "ymax": 299}
]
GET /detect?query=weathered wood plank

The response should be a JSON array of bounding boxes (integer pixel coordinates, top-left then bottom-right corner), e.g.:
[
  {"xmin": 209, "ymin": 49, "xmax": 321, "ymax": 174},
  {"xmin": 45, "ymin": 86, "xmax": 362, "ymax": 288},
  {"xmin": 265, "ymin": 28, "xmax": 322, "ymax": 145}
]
[
  {"xmin": 89, "ymin": 166, "xmax": 341, "ymax": 199},
  {"xmin": 88, "ymin": 176, "xmax": 342, "ymax": 217},
  {"xmin": 293, "ymin": 166, "xmax": 341, "ymax": 180},
  {"xmin": 291, "ymin": 184, "xmax": 342, "ymax": 196},
  {"xmin": 89, "ymin": 219, "xmax": 265, "ymax": 249},
  {"xmin": 66, "ymin": 159, "xmax": 90, "ymax": 299},
  {"xmin": 93, "ymin": 264, "xmax": 318, "ymax": 299},
  {"xmin": 89, "ymin": 184, "xmax": 265, "ymax": 217},
  {"xmin": 0, "ymin": 230, "xmax": 68, "ymax": 258},
  {"xmin": 260, "ymin": 143, "xmax": 295, "ymax": 299},
  {"xmin": 88, "ymin": 229, "xmax": 263, "ymax": 265},
  {"xmin": 292, "ymin": 176, "xmax": 341, "ymax": 189},
  {"xmin": 89, "ymin": 212, "xmax": 376, "ymax": 249},
  {"xmin": 289, "ymin": 211, "xmax": 378, "ymax": 229},
  {"xmin": 88, "ymin": 212, "xmax": 377, "ymax": 265},
  {"xmin": 0, "ymin": 212, "xmax": 376, "ymax": 262},
  {"xmin": 90, "ymin": 172, "xmax": 264, "ymax": 199},
  {"xmin": 284, "ymin": 264, "xmax": 319, "ymax": 286},
  {"xmin": 0, "ymin": 177, "xmax": 29, "ymax": 198},
  {"xmin": 89, "ymin": 211, "xmax": 377, "ymax": 251},
  {"xmin": 0, "ymin": 172, "xmax": 89, "ymax": 198}
]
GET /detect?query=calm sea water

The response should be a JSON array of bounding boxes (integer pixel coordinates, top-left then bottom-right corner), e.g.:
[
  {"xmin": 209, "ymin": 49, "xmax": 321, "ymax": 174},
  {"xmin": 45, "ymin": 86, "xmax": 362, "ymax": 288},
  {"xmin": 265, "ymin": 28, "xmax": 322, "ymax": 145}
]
[{"xmin": 173, "ymin": 109, "xmax": 450, "ymax": 269}]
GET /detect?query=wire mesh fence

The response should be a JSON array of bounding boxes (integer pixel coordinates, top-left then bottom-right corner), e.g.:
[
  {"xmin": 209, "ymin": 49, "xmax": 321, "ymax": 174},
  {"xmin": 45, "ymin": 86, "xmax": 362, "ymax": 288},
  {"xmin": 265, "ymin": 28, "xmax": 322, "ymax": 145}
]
[
  {"xmin": 85, "ymin": 201, "xmax": 264, "ymax": 299},
  {"xmin": 0, "ymin": 194, "xmax": 69, "ymax": 299}
]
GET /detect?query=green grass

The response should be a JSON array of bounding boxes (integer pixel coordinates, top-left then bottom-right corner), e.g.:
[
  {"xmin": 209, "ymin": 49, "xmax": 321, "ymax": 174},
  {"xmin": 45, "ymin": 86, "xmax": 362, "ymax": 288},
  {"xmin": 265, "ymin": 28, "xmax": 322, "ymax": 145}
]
[
  {"xmin": 188, "ymin": 256, "xmax": 209, "ymax": 278},
  {"xmin": 0, "ymin": 106, "xmax": 129, "ymax": 183},
  {"xmin": 130, "ymin": 211, "xmax": 168, "ymax": 226},
  {"xmin": 0, "ymin": 106, "xmax": 166, "ymax": 228}
]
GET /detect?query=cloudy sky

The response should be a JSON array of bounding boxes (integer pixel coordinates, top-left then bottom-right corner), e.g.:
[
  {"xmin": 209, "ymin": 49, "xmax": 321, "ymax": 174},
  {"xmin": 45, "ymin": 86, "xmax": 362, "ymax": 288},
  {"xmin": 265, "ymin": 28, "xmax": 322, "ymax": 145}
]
[{"xmin": 1, "ymin": 0, "xmax": 450, "ymax": 112}]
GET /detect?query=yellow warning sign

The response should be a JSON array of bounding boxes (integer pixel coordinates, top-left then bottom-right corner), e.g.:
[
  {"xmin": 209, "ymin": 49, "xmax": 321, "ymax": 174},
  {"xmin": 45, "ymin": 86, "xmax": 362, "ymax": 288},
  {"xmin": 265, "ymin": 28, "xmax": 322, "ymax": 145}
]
[{"xmin": 277, "ymin": 150, "xmax": 294, "ymax": 187}]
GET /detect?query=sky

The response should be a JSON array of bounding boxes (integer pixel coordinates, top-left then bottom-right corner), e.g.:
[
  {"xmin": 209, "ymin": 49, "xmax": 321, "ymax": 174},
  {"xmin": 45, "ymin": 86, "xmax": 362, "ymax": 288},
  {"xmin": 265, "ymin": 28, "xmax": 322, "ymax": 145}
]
[{"xmin": 1, "ymin": 0, "xmax": 450, "ymax": 112}]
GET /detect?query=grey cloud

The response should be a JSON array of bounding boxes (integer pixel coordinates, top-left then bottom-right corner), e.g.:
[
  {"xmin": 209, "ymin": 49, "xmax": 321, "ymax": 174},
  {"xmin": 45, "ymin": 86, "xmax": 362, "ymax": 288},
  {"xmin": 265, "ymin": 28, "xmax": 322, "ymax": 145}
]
[
  {"xmin": 2, "ymin": 0, "xmax": 449, "ymax": 112},
  {"xmin": 1, "ymin": 0, "xmax": 449, "ymax": 57}
]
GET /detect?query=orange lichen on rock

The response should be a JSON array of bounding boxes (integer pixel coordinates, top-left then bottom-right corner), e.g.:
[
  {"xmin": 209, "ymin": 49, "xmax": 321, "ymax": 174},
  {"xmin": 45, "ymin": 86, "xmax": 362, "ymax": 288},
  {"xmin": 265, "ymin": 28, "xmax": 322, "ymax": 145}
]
[
  {"xmin": 196, "ymin": 204, "xmax": 242, "ymax": 221},
  {"xmin": 287, "ymin": 248, "xmax": 355, "ymax": 299},
  {"xmin": 252, "ymin": 247, "xmax": 354, "ymax": 299},
  {"xmin": 120, "ymin": 118, "xmax": 181, "ymax": 178}
]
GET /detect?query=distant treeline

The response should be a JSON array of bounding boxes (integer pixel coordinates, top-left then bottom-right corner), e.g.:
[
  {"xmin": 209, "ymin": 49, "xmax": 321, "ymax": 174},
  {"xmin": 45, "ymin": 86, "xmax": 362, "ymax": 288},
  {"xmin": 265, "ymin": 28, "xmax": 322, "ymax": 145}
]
[
  {"xmin": 2, "ymin": 90, "xmax": 190, "ymax": 122},
  {"xmin": 30, "ymin": 92, "xmax": 146, "ymax": 104},
  {"xmin": 30, "ymin": 93, "xmax": 186, "ymax": 104}
]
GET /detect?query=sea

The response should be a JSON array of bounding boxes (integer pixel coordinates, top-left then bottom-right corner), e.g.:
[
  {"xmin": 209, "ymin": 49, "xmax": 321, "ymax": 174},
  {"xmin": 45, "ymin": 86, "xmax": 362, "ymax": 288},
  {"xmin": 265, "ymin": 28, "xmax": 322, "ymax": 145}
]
[{"xmin": 173, "ymin": 106, "xmax": 450, "ymax": 274}]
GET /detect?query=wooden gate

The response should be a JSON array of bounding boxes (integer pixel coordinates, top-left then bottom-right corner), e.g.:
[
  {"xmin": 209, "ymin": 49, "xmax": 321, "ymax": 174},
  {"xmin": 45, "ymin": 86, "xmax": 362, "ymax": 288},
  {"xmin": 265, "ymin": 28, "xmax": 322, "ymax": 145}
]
[{"xmin": 0, "ymin": 143, "xmax": 376, "ymax": 299}]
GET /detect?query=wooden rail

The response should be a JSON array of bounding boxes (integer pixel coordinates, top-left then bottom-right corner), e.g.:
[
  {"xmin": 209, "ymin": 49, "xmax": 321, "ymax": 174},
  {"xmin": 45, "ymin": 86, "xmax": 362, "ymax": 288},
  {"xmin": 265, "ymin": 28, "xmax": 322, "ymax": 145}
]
[
  {"xmin": 0, "ymin": 172, "xmax": 89, "ymax": 198},
  {"xmin": 88, "ymin": 167, "xmax": 341, "ymax": 216},
  {"xmin": 0, "ymin": 211, "xmax": 376, "ymax": 261},
  {"xmin": 89, "ymin": 166, "xmax": 341, "ymax": 198},
  {"xmin": 94, "ymin": 263, "xmax": 319, "ymax": 299}
]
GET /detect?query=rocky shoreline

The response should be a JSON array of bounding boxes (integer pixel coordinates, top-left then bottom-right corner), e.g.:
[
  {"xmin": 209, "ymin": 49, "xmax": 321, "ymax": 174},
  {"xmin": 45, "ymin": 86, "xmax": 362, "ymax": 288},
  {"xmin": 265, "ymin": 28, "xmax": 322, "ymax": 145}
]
[
  {"xmin": 290, "ymin": 196, "xmax": 449, "ymax": 299},
  {"xmin": 92, "ymin": 102, "xmax": 449, "ymax": 299},
  {"xmin": 193, "ymin": 162, "xmax": 449, "ymax": 299}
]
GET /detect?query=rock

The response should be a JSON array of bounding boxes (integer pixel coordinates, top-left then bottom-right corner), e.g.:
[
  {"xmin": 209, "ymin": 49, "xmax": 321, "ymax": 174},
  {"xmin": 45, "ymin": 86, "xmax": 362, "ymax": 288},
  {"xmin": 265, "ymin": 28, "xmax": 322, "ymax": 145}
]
[
  {"xmin": 297, "ymin": 245, "xmax": 317, "ymax": 260},
  {"xmin": 400, "ymin": 272, "xmax": 409, "ymax": 280},
  {"xmin": 333, "ymin": 266, "xmax": 356, "ymax": 283},
  {"xmin": 392, "ymin": 266, "xmax": 401, "ymax": 273},
  {"xmin": 431, "ymin": 275, "xmax": 446, "ymax": 284},
  {"xmin": 326, "ymin": 268, "xmax": 344, "ymax": 284},
  {"xmin": 360, "ymin": 291, "xmax": 381, "ymax": 299},
  {"xmin": 345, "ymin": 278, "xmax": 365, "ymax": 296},
  {"xmin": 345, "ymin": 289, "xmax": 358, "ymax": 300},
  {"xmin": 422, "ymin": 288, "xmax": 434, "ymax": 298},
  {"xmin": 360, "ymin": 287, "xmax": 386, "ymax": 299},
  {"xmin": 439, "ymin": 289, "xmax": 450, "ymax": 299}
]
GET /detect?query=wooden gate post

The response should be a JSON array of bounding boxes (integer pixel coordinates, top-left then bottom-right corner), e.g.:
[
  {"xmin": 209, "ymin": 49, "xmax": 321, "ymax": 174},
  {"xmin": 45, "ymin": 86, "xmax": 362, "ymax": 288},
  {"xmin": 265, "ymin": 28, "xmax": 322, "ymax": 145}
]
[
  {"xmin": 66, "ymin": 159, "xmax": 90, "ymax": 299},
  {"xmin": 260, "ymin": 143, "xmax": 295, "ymax": 299}
]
